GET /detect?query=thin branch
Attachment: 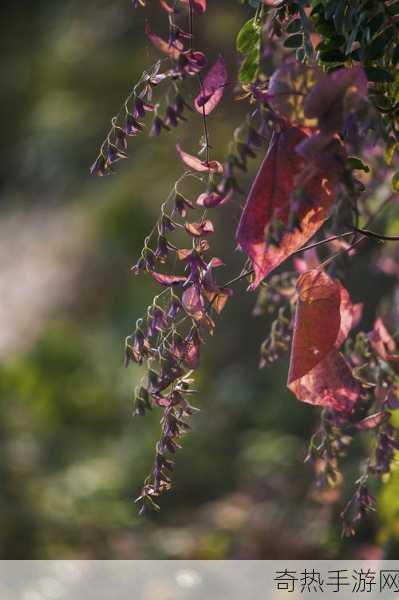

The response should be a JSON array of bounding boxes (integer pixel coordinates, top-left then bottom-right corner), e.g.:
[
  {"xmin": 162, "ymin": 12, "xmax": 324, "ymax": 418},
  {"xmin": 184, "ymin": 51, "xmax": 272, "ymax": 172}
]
[
  {"xmin": 349, "ymin": 225, "xmax": 399, "ymax": 242},
  {"xmin": 220, "ymin": 231, "xmax": 356, "ymax": 289}
]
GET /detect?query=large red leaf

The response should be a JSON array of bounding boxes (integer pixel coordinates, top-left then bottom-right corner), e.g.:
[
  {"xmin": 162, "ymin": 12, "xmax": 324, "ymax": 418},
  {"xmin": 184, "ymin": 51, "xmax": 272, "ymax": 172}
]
[
  {"xmin": 236, "ymin": 126, "xmax": 334, "ymax": 289},
  {"xmin": 288, "ymin": 270, "xmax": 361, "ymax": 413}
]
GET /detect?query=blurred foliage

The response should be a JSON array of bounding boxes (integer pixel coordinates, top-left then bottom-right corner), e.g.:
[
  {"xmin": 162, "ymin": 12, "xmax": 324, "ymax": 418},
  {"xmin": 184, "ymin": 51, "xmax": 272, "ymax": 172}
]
[{"xmin": 1, "ymin": 0, "xmax": 399, "ymax": 559}]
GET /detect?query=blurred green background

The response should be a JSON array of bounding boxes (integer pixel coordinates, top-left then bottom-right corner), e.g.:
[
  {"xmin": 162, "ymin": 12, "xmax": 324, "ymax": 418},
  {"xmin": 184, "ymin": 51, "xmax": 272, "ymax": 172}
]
[{"xmin": 1, "ymin": 0, "xmax": 399, "ymax": 559}]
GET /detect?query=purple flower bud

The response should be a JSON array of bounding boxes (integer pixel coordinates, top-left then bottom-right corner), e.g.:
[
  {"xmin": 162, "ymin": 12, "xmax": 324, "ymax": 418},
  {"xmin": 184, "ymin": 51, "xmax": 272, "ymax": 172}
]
[
  {"xmin": 174, "ymin": 193, "xmax": 194, "ymax": 217},
  {"xmin": 125, "ymin": 114, "xmax": 144, "ymax": 136},
  {"xmin": 106, "ymin": 143, "xmax": 127, "ymax": 164},
  {"xmin": 168, "ymin": 295, "xmax": 181, "ymax": 319},
  {"xmin": 131, "ymin": 256, "xmax": 146, "ymax": 275},
  {"xmin": 158, "ymin": 214, "xmax": 176, "ymax": 235},
  {"xmin": 165, "ymin": 106, "xmax": 178, "ymax": 128},
  {"xmin": 150, "ymin": 115, "xmax": 170, "ymax": 137}
]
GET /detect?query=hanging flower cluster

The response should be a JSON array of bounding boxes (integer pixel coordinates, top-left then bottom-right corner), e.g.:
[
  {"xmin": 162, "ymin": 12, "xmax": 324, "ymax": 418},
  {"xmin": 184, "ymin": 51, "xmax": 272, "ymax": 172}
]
[{"xmin": 91, "ymin": 0, "xmax": 399, "ymax": 533}]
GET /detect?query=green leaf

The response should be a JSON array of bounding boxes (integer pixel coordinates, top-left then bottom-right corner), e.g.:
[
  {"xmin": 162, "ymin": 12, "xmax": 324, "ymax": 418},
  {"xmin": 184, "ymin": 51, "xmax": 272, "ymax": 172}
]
[
  {"xmin": 346, "ymin": 156, "xmax": 370, "ymax": 173},
  {"xmin": 319, "ymin": 49, "xmax": 346, "ymax": 62},
  {"xmin": 286, "ymin": 18, "xmax": 301, "ymax": 33},
  {"xmin": 316, "ymin": 35, "xmax": 345, "ymax": 52},
  {"xmin": 236, "ymin": 18, "xmax": 260, "ymax": 54},
  {"xmin": 366, "ymin": 12, "xmax": 384, "ymax": 38},
  {"xmin": 392, "ymin": 172, "xmax": 399, "ymax": 192},
  {"xmin": 239, "ymin": 46, "xmax": 260, "ymax": 84},
  {"xmin": 387, "ymin": 1, "xmax": 399, "ymax": 16},
  {"xmin": 365, "ymin": 67, "xmax": 394, "ymax": 83},
  {"xmin": 284, "ymin": 34, "xmax": 304, "ymax": 48},
  {"xmin": 365, "ymin": 27, "xmax": 395, "ymax": 61},
  {"xmin": 384, "ymin": 142, "xmax": 398, "ymax": 166}
]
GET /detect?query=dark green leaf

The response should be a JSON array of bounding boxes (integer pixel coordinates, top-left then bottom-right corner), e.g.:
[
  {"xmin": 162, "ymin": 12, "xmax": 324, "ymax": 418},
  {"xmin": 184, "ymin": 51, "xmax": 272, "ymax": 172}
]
[
  {"xmin": 287, "ymin": 18, "xmax": 301, "ymax": 33},
  {"xmin": 346, "ymin": 157, "xmax": 370, "ymax": 173},
  {"xmin": 319, "ymin": 49, "xmax": 346, "ymax": 62},
  {"xmin": 284, "ymin": 34, "xmax": 304, "ymax": 48},
  {"xmin": 387, "ymin": 1, "xmax": 399, "ymax": 16},
  {"xmin": 366, "ymin": 12, "xmax": 384, "ymax": 38},
  {"xmin": 365, "ymin": 67, "xmax": 394, "ymax": 83},
  {"xmin": 366, "ymin": 27, "xmax": 395, "ymax": 61}
]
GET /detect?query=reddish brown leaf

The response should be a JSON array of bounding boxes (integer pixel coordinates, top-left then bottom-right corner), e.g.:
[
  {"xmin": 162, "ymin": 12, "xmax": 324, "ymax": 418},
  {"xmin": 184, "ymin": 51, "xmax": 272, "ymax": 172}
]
[
  {"xmin": 182, "ymin": 284, "xmax": 205, "ymax": 320},
  {"xmin": 194, "ymin": 56, "xmax": 228, "ymax": 115},
  {"xmin": 304, "ymin": 66, "xmax": 367, "ymax": 134},
  {"xmin": 355, "ymin": 412, "xmax": 388, "ymax": 431},
  {"xmin": 204, "ymin": 288, "xmax": 233, "ymax": 314},
  {"xmin": 267, "ymin": 63, "xmax": 322, "ymax": 126},
  {"xmin": 289, "ymin": 349, "xmax": 360, "ymax": 413},
  {"xmin": 369, "ymin": 318, "xmax": 399, "ymax": 363},
  {"xmin": 288, "ymin": 270, "xmax": 361, "ymax": 412},
  {"xmin": 288, "ymin": 270, "xmax": 341, "ymax": 382},
  {"xmin": 182, "ymin": 329, "xmax": 201, "ymax": 370},
  {"xmin": 159, "ymin": 0, "xmax": 174, "ymax": 12},
  {"xmin": 236, "ymin": 126, "xmax": 335, "ymax": 289},
  {"xmin": 196, "ymin": 189, "xmax": 233, "ymax": 208},
  {"xmin": 145, "ymin": 22, "xmax": 183, "ymax": 59},
  {"xmin": 184, "ymin": 220, "xmax": 214, "ymax": 237},
  {"xmin": 176, "ymin": 144, "xmax": 224, "ymax": 173},
  {"xmin": 149, "ymin": 271, "xmax": 186, "ymax": 286}
]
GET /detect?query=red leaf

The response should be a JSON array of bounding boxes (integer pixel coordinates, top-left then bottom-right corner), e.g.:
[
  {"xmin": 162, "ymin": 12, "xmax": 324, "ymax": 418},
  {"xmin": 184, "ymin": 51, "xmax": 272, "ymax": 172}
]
[
  {"xmin": 145, "ymin": 22, "xmax": 183, "ymax": 59},
  {"xmin": 369, "ymin": 318, "xmax": 399, "ymax": 363},
  {"xmin": 288, "ymin": 270, "xmax": 360, "ymax": 412},
  {"xmin": 159, "ymin": 0, "xmax": 174, "ymax": 13},
  {"xmin": 184, "ymin": 220, "xmax": 214, "ymax": 237},
  {"xmin": 236, "ymin": 126, "xmax": 334, "ymax": 289},
  {"xmin": 176, "ymin": 144, "xmax": 224, "ymax": 173},
  {"xmin": 196, "ymin": 189, "xmax": 233, "ymax": 208},
  {"xmin": 304, "ymin": 66, "xmax": 367, "ymax": 133},
  {"xmin": 194, "ymin": 56, "xmax": 227, "ymax": 115},
  {"xmin": 288, "ymin": 270, "xmax": 341, "ymax": 382},
  {"xmin": 182, "ymin": 285, "xmax": 205, "ymax": 320},
  {"xmin": 289, "ymin": 350, "xmax": 360, "ymax": 413},
  {"xmin": 355, "ymin": 412, "xmax": 388, "ymax": 431},
  {"xmin": 182, "ymin": 329, "xmax": 201, "ymax": 370},
  {"xmin": 267, "ymin": 63, "xmax": 322, "ymax": 126},
  {"xmin": 149, "ymin": 271, "xmax": 186, "ymax": 286}
]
